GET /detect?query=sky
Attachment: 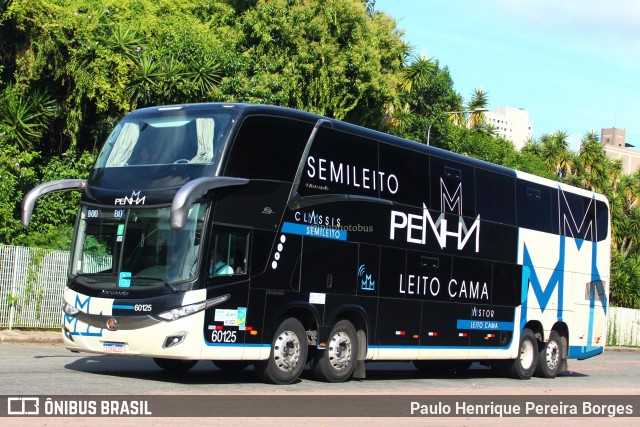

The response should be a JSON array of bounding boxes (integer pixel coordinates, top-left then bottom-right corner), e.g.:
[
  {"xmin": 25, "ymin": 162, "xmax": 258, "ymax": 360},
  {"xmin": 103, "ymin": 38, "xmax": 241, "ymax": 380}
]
[{"xmin": 374, "ymin": 0, "xmax": 640, "ymax": 151}]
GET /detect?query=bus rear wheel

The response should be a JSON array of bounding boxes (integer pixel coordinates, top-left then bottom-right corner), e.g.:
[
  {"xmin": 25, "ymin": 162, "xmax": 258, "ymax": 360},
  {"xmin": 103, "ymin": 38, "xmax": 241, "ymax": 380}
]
[
  {"xmin": 255, "ymin": 317, "xmax": 308, "ymax": 384},
  {"xmin": 535, "ymin": 330, "xmax": 564, "ymax": 378},
  {"xmin": 312, "ymin": 320, "xmax": 358, "ymax": 383},
  {"xmin": 504, "ymin": 328, "xmax": 538, "ymax": 379},
  {"xmin": 153, "ymin": 358, "xmax": 197, "ymax": 373}
]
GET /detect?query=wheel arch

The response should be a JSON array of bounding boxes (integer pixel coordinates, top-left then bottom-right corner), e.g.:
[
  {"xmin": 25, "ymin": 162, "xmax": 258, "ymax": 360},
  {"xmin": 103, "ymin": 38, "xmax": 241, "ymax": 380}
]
[
  {"xmin": 524, "ymin": 320, "xmax": 544, "ymax": 343},
  {"xmin": 552, "ymin": 321, "xmax": 569, "ymax": 342},
  {"xmin": 265, "ymin": 301, "xmax": 321, "ymax": 340}
]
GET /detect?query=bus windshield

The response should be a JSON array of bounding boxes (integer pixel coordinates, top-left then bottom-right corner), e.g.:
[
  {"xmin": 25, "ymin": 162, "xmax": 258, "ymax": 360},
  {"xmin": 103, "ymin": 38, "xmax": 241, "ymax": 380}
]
[
  {"xmin": 94, "ymin": 108, "xmax": 235, "ymax": 169},
  {"xmin": 71, "ymin": 203, "xmax": 207, "ymax": 288}
]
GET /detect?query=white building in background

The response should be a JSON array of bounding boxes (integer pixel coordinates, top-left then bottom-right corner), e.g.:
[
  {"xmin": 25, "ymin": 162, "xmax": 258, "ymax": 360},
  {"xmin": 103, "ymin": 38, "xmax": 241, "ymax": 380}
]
[
  {"xmin": 601, "ymin": 127, "xmax": 640, "ymax": 174},
  {"xmin": 485, "ymin": 106, "xmax": 533, "ymax": 150}
]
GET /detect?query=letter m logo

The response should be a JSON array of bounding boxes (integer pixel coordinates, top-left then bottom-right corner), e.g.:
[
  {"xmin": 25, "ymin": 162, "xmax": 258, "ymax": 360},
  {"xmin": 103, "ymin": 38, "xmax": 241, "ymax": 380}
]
[
  {"xmin": 522, "ymin": 238, "xmax": 566, "ymax": 313},
  {"xmin": 559, "ymin": 191, "xmax": 594, "ymax": 243},
  {"xmin": 440, "ymin": 178, "xmax": 462, "ymax": 215}
]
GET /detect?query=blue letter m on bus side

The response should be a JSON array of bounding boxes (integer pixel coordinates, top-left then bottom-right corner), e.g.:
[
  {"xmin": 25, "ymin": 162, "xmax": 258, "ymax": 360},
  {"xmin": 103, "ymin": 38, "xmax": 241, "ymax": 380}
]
[
  {"xmin": 64, "ymin": 295, "xmax": 103, "ymax": 337},
  {"xmin": 521, "ymin": 237, "xmax": 566, "ymax": 316}
]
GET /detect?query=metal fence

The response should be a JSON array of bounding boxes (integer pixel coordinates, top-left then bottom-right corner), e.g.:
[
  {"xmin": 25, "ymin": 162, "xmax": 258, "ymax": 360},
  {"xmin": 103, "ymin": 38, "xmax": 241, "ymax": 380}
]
[
  {"xmin": 1, "ymin": 243, "xmax": 639, "ymax": 347},
  {"xmin": 607, "ymin": 305, "xmax": 640, "ymax": 347},
  {"xmin": 0, "ymin": 245, "xmax": 68, "ymax": 329}
]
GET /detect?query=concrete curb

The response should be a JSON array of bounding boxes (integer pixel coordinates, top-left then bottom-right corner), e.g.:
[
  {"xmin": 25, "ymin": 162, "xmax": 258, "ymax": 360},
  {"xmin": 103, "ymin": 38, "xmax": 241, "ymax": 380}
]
[{"xmin": 0, "ymin": 330, "xmax": 63, "ymax": 344}]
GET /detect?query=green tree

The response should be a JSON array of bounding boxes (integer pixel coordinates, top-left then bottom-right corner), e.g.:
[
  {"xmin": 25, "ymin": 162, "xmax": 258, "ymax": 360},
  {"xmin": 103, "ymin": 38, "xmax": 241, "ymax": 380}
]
[
  {"xmin": 610, "ymin": 252, "xmax": 640, "ymax": 308},
  {"xmin": 539, "ymin": 131, "xmax": 573, "ymax": 179},
  {"xmin": 233, "ymin": 0, "xmax": 404, "ymax": 127},
  {"xmin": 0, "ymin": 84, "xmax": 57, "ymax": 151},
  {"xmin": 2, "ymin": 0, "xmax": 239, "ymax": 153},
  {"xmin": 1, "ymin": 0, "xmax": 407, "ymax": 249},
  {"xmin": 466, "ymin": 88, "xmax": 488, "ymax": 128},
  {"xmin": 448, "ymin": 125, "xmax": 515, "ymax": 166},
  {"xmin": 577, "ymin": 131, "xmax": 608, "ymax": 191},
  {"xmin": 398, "ymin": 53, "xmax": 436, "ymax": 93},
  {"xmin": 0, "ymin": 143, "xmax": 38, "ymax": 243},
  {"xmin": 384, "ymin": 53, "xmax": 463, "ymax": 145}
]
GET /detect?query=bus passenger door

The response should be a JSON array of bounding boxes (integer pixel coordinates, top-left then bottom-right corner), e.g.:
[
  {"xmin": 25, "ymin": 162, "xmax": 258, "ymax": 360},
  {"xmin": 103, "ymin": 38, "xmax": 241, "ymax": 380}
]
[{"xmin": 201, "ymin": 226, "xmax": 252, "ymax": 360}]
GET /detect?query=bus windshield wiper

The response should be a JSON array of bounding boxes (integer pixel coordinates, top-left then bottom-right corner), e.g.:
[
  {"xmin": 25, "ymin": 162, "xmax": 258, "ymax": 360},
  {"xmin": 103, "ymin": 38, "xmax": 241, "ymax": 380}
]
[
  {"xmin": 78, "ymin": 272, "xmax": 114, "ymax": 277},
  {"xmin": 130, "ymin": 276, "xmax": 177, "ymax": 291},
  {"xmin": 72, "ymin": 274, "xmax": 116, "ymax": 286}
]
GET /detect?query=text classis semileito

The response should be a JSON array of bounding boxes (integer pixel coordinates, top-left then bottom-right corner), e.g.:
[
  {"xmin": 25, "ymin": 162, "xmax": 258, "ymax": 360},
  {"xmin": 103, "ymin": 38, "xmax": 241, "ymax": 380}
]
[{"xmin": 305, "ymin": 156, "xmax": 399, "ymax": 194}]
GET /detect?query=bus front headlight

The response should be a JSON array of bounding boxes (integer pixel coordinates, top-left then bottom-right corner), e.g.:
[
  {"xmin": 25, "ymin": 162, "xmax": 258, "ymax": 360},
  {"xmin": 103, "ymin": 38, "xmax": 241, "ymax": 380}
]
[
  {"xmin": 155, "ymin": 295, "xmax": 229, "ymax": 322},
  {"xmin": 63, "ymin": 302, "xmax": 81, "ymax": 316}
]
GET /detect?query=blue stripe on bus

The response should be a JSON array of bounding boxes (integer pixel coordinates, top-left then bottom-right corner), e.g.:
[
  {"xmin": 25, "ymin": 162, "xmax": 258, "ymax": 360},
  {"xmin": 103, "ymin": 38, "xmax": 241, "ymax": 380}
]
[
  {"xmin": 456, "ymin": 320, "xmax": 514, "ymax": 330},
  {"xmin": 203, "ymin": 342, "xmax": 271, "ymax": 347},
  {"xmin": 365, "ymin": 345, "xmax": 602, "ymax": 358},
  {"xmin": 281, "ymin": 222, "xmax": 347, "ymax": 241},
  {"xmin": 568, "ymin": 345, "xmax": 603, "ymax": 359},
  {"xmin": 70, "ymin": 331, "xmax": 103, "ymax": 337},
  {"xmin": 368, "ymin": 345, "xmax": 511, "ymax": 350},
  {"xmin": 112, "ymin": 305, "xmax": 134, "ymax": 310}
]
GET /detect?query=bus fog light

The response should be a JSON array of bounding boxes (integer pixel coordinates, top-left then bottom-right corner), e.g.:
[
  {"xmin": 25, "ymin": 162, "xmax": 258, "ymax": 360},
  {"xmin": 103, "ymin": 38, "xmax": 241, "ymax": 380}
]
[
  {"xmin": 163, "ymin": 333, "xmax": 187, "ymax": 348},
  {"xmin": 64, "ymin": 328, "xmax": 75, "ymax": 342}
]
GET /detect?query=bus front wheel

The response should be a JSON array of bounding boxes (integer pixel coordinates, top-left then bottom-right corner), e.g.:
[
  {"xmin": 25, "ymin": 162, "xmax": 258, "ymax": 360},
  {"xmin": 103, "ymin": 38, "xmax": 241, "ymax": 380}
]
[
  {"xmin": 534, "ymin": 330, "xmax": 564, "ymax": 378},
  {"xmin": 153, "ymin": 358, "xmax": 197, "ymax": 373},
  {"xmin": 255, "ymin": 317, "xmax": 308, "ymax": 384},
  {"xmin": 504, "ymin": 328, "xmax": 538, "ymax": 379},
  {"xmin": 311, "ymin": 320, "xmax": 358, "ymax": 383}
]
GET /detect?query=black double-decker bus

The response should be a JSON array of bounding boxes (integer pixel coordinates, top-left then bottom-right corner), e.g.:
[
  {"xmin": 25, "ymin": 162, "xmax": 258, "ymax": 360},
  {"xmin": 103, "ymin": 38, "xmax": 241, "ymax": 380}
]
[{"xmin": 23, "ymin": 103, "xmax": 610, "ymax": 384}]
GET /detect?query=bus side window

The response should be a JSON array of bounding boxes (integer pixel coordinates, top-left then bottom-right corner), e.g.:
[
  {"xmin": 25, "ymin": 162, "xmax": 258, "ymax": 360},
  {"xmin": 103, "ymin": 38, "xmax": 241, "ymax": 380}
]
[
  {"xmin": 516, "ymin": 181, "xmax": 554, "ymax": 233},
  {"xmin": 209, "ymin": 228, "xmax": 250, "ymax": 277},
  {"xmin": 475, "ymin": 169, "xmax": 516, "ymax": 226},
  {"xmin": 596, "ymin": 200, "xmax": 609, "ymax": 242},
  {"xmin": 224, "ymin": 115, "xmax": 314, "ymax": 182}
]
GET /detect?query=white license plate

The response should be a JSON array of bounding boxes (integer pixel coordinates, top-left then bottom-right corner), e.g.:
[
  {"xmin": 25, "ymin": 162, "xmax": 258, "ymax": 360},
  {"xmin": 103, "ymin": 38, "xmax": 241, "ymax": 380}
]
[{"xmin": 103, "ymin": 342, "xmax": 126, "ymax": 354}]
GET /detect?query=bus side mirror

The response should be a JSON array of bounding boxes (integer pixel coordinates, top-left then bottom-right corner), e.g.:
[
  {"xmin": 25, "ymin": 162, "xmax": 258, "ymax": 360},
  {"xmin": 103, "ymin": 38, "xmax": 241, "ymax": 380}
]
[
  {"xmin": 21, "ymin": 179, "xmax": 86, "ymax": 226},
  {"xmin": 170, "ymin": 177, "xmax": 249, "ymax": 230}
]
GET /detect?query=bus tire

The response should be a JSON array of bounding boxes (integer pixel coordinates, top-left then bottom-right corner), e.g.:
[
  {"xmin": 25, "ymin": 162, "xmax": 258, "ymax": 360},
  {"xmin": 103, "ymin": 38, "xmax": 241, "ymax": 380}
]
[
  {"xmin": 153, "ymin": 358, "xmax": 197, "ymax": 372},
  {"xmin": 504, "ymin": 328, "xmax": 538, "ymax": 379},
  {"xmin": 212, "ymin": 360, "xmax": 251, "ymax": 372},
  {"xmin": 255, "ymin": 317, "xmax": 308, "ymax": 385},
  {"xmin": 534, "ymin": 330, "xmax": 564, "ymax": 378},
  {"xmin": 311, "ymin": 320, "xmax": 358, "ymax": 383}
]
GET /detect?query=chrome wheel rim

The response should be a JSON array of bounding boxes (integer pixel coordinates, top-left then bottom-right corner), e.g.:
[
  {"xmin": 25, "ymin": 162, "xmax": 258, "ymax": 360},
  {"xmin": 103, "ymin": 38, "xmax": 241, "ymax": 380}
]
[
  {"xmin": 520, "ymin": 339, "xmax": 535, "ymax": 370},
  {"xmin": 273, "ymin": 330, "xmax": 301, "ymax": 372},
  {"xmin": 327, "ymin": 331, "xmax": 352, "ymax": 371},
  {"xmin": 545, "ymin": 340, "xmax": 560, "ymax": 370}
]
